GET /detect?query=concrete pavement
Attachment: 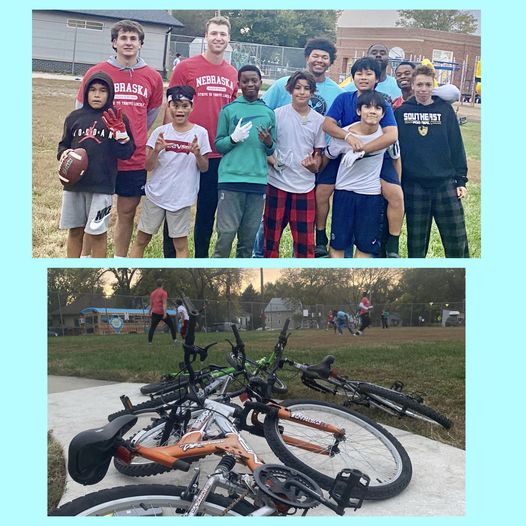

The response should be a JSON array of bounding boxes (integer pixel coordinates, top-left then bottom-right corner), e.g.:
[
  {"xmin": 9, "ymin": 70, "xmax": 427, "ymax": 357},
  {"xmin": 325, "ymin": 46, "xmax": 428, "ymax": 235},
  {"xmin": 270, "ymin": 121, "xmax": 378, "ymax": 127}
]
[{"xmin": 48, "ymin": 376, "xmax": 465, "ymax": 516}]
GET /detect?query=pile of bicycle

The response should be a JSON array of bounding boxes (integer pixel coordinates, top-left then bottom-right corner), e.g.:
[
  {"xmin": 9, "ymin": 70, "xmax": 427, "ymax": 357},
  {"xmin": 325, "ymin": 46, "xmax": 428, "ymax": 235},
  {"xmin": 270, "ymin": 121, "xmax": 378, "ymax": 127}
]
[{"xmin": 51, "ymin": 309, "xmax": 452, "ymax": 516}]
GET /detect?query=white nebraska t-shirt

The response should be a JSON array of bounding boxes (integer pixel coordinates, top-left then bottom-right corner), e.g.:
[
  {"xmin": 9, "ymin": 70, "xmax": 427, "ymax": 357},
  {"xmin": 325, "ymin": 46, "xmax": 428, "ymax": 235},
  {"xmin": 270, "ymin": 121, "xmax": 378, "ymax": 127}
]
[
  {"xmin": 145, "ymin": 123, "xmax": 211, "ymax": 212},
  {"xmin": 268, "ymin": 104, "xmax": 326, "ymax": 194}
]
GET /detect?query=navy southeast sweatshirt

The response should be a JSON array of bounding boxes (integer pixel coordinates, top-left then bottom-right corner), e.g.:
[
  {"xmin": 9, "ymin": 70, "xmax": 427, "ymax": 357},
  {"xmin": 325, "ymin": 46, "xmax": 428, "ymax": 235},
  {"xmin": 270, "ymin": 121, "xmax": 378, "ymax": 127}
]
[
  {"xmin": 57, "ymin": 71, "xmax": 135, "ymax": 194},
  {"xmin": 394, "ymin": 96, "xmax": 468, "ymax": 188}
]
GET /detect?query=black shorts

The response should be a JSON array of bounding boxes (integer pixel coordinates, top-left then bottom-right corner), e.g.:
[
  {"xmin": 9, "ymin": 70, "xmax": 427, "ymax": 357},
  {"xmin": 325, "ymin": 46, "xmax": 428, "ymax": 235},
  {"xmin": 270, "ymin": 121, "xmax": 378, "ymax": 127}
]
[
  {"xmin": 316, "ymin": 156, "xmax": 341, "ymax": 185},
  {"xmin": 115, "ymin": 169, "xmax": 147, "ymax": 197}
]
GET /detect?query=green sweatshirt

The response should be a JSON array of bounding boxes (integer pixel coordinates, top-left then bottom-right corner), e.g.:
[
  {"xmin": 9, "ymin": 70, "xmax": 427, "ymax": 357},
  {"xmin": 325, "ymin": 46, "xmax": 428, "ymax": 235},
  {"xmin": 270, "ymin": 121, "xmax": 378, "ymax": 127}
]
[{"xmin": 215, "ymin": 96, "xmax": 276, "ymax": 185}]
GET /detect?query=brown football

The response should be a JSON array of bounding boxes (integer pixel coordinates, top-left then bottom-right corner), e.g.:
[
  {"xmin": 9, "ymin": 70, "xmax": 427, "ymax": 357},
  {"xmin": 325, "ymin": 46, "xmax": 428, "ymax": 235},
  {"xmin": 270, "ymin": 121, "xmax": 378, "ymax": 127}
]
[{"xmin": 58, "ymin": 148, "xmax": 88, "ymax": 186}]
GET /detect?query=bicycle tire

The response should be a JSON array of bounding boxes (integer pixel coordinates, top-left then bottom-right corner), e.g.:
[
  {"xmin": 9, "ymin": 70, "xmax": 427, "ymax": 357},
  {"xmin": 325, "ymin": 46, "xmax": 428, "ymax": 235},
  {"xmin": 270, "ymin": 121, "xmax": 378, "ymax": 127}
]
[
  {"xmin": 50, "ymin": 484, "xmax": 257, "ymax": 516},
  {"xmin": 263, "ymin": 399, "xmax": 412, "ymax": 500},
  {"xmin": 107, "ymin": 389, "xmax": 185, "ymax": 421},
  {"xmin": 113, "ymin": 410, "xmax": 204, "ymax": 477},
  {"xmin": 356, "ymin": 383, "xmax": 453, "ymax": 429},
  {"xmin": 140, "ymin": 376, "xmax": 189, "ymax": 396}
]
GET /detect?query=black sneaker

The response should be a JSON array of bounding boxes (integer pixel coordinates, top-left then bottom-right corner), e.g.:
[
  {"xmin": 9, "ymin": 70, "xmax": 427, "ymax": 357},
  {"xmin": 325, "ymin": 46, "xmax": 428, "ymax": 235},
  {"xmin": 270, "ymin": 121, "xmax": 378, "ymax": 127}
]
[{"xmin": 314, "ymin": 244, "xmax": 329, "ymax": 258}]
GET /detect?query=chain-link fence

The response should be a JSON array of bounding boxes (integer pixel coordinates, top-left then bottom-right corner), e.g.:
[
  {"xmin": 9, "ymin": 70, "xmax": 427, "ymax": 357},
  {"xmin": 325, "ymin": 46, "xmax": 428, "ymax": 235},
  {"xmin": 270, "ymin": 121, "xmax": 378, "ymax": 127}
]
[
  {"xmin": 169, "ymin": 33, "xmax": 305, "ymax": 80},
  {"xmin": 48, "ymin": 291, "xmax": 465, "ymax": 336}
]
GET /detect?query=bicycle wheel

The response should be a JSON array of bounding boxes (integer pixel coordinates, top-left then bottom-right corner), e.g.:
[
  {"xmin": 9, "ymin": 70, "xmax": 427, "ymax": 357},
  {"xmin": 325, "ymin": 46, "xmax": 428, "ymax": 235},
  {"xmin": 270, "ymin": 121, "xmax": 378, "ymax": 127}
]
[
  {"xmin": 264, "ymin": 399, "xmax": 412, "ymax": 500},
  {"xmin": 113, "ymin": 414, "xmax": 199, "ymax": 477},
  {"xmin": 107, "ymin": 389, "xmax": 185, "ymax": 421},
  {"xmin": 50, "ymin": 484, "xmax": 257, "ymax": 516},
  {"xmin": 357, "ymin": 383, "xmax": 453, "ymax": 429},
  {"xmin": 227, "ymin": 352, "xmax": 288, "ymax": 395},
  {"xmin": 140, "ymin": 376, "xmax": 189, "ymax": 396}
]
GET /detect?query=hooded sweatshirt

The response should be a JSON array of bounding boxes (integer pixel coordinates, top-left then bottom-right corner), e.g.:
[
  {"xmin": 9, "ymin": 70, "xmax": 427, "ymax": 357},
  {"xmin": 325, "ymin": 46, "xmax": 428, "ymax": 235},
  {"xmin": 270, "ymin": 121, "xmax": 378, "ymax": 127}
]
[
  {"xmin": 395, "ymin": 96, "xmax": 468, "ymax": 188},
  {"xmin": 58, "ymin": 71, "xmax": 135, "ymax": 194},
  {"xmin": 76, "ymin": 57, "xmax": 164, "ymax": 171},
  {"xmin": 215, "ymin": 96, "xmax": 276, "ymax": 186}
]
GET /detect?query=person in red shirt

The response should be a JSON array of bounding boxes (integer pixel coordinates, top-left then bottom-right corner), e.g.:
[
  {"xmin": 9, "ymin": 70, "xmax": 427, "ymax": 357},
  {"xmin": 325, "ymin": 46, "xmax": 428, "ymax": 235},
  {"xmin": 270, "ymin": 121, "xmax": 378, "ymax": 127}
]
[
  {"xmin": 356, "ymin": 291, "xmax": 373, "ymax": 335},
  {"xmin": 148, "ymin": 279, "xmax": 178, "ymax": 344},
  {"xmin": 163, "ymin": 15, "xmax": 238, "ymax": 258},
  {"xmin": 76, "ymin": 20, "xmax": 164, "ymax": 258}
]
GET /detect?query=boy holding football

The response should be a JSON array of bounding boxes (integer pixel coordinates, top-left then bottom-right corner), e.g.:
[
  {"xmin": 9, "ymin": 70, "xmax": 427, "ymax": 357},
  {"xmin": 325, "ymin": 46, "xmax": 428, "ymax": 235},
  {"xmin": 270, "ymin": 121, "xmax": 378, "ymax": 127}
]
[{"xmin": 57, "ymin": 71, "xmax": 135, "ymax": 258}]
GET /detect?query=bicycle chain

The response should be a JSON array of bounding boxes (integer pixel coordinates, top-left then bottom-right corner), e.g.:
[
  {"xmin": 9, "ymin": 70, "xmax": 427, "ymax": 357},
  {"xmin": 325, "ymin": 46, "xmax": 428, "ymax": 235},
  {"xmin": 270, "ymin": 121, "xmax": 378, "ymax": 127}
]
[{"xmin": 220, "ymin": 488, "xmax": 251, "ymax": 516}]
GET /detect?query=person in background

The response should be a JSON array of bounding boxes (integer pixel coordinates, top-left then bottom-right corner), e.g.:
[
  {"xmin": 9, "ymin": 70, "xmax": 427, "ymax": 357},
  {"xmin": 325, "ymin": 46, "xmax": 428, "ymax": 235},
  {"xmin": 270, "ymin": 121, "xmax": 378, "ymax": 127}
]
[{"xmin": 148, "ymin": 279, "xmax": 178, "ymax": 344}]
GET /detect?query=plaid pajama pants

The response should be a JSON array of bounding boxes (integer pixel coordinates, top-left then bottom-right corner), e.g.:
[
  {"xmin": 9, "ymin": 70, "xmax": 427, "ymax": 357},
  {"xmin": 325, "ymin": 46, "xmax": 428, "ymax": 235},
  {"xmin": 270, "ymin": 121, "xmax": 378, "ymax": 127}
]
[
  {"xmin": 263, "ymin": 184, "xmax": 316, "ymax": 258},
  {"xmin": 403, "ymin": 179, "xmax": 469, "ymax": 258}
]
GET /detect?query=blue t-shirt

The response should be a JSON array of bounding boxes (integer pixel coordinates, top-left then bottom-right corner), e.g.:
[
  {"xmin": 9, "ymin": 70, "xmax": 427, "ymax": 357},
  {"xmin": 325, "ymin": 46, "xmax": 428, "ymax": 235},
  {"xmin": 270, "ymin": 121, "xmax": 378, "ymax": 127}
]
[
  {"xmin": 263, "ymin": 76, "xmax": 343, "ymax": 115},
  {"xmin": 343, "ymin": 75, "xmax": 402, "ymax": 103},
  {"xmin": 326, "ymin": 91, "xmax": 397, "ymax": 128},
  {"xmin": 336, "ymin": 311, "xmax": 348, "ymax": 320}
]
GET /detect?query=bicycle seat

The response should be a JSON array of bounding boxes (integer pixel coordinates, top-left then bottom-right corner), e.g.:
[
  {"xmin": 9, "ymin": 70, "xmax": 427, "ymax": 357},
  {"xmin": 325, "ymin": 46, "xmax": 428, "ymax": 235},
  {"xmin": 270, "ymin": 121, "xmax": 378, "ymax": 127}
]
[
  {"xmin": 303, "ymin": 355, "xmax": 335, "ymax": 379},
  {"xmin": 68, "ymin": 414, "xmax": 137, "ymax": 485}
]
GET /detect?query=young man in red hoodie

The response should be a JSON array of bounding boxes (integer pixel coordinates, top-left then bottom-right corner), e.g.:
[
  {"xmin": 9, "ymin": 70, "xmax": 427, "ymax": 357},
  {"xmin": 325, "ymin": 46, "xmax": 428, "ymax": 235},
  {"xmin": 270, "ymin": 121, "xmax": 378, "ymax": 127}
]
[{"xmin": 76, "ymin": 20, "xmax": 164, "ymax": 257}]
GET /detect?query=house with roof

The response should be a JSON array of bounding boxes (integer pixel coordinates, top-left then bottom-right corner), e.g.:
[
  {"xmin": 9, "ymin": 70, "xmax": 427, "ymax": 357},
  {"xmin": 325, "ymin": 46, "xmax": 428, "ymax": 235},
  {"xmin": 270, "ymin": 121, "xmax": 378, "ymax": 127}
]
[
  {"xmin": 264, "ymin": 298, "xmax": 302, "ymax": 330},
  {"xmin": 32, "ymin": 9, "xmax": 184, "ymax": 76}
]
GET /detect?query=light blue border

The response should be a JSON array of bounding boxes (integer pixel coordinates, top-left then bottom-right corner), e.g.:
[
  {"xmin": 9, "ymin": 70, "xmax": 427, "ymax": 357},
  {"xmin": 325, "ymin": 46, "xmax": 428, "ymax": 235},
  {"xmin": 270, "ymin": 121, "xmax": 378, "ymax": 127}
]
[{"xmin": 8, "ymin": 1, "xmax": 525, "ymax": 524}]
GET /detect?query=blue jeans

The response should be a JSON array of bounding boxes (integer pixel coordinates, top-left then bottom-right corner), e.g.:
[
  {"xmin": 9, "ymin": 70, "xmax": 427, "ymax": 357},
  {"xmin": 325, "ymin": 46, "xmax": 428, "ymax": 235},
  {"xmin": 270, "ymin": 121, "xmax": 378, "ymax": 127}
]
[
  {"xmin": 213, "ymin": 190, "xmax": 265, "ymax": 258},
  {"xmin": 252, "ymin": 218, "xmax": 265, "ymax": 258}
]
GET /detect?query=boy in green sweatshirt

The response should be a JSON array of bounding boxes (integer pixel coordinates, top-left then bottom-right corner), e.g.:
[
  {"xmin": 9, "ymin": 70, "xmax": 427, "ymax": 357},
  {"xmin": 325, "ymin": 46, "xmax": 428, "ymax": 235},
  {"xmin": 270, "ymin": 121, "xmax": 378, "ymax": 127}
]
[{"xmin": 213, "ymin": 65, "xmax": 276, "ymax": 258}]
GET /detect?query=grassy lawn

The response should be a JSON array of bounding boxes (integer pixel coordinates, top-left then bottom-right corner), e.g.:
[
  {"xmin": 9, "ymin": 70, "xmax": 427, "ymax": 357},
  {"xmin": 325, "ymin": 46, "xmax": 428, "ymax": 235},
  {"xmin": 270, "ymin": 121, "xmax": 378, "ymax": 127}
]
[
  {"xmin": 47, "ymin": 431, "xmax": 66, "ymax": 513},
  {"xmin": 33, "ymin": 77, "xmax": 480, "ymax": 258},
  {"xmin": 48, "ymin": 327, "xmax": 465, "ymax": 448}
]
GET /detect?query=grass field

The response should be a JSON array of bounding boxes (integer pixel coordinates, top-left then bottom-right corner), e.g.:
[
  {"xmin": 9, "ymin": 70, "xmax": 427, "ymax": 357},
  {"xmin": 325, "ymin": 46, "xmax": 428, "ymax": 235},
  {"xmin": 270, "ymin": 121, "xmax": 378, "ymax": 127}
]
[
  {"xmin": 32, "ymin": 77, "xmax": 481, "ymax": 258},
  {"xmin": 48, "ymin": 326, "xmax": 465, "ymax": 448}
]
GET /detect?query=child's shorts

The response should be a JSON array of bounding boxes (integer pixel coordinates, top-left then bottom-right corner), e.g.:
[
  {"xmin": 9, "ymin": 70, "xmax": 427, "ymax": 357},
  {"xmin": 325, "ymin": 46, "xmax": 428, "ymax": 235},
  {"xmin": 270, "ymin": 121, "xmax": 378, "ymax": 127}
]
[
  {"xmin": 379, "ymin": 152, "xmax": 400, "ymax": 185},
  {"xmin": 315, "ymin": 156, "xmax": 341, "ymax": 185},
  {"xmin": 115, "ymin": 169, "xmax": 147, "ymax": 197},
  {"xmin": 330, "ymin": 190, "xmax": 383, "ymax": 255},
  {"xmin": 138, "ymin": 198, "xmax": 191, "ymax": 238},
  {"xmin": 59, "ymin": 191, "xmax": 112, "ymax": 235}
]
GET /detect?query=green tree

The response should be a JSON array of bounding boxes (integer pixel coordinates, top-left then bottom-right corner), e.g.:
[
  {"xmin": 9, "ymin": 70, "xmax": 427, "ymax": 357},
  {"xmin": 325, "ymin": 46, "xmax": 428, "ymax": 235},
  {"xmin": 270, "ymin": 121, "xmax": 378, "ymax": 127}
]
[
  {"xmin": 396, "ymin": 10, "xmax": 478, "ymax": 34},
  {"xmin": 169, "ymin": 10, "xmax": 216, "ymax": 36},
  {"xmin": 226, "ymin": 10, "xmax": 339, "ymax": 47}
]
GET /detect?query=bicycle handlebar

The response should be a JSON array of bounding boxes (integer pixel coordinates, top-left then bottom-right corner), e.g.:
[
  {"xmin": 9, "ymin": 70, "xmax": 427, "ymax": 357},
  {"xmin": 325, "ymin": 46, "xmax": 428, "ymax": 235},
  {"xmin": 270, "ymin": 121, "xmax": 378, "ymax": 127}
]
[{"xmin": 229, "ymin": 324, "xmax": 246, "ymax": 371}]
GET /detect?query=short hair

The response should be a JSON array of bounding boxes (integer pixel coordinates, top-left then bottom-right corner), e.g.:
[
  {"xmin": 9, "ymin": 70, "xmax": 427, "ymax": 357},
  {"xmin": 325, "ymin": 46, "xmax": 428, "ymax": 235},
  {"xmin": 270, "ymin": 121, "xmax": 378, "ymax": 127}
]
[
  {"xmin": 176, "ymin": 299, "xmax": 183, "ymax": 306},
  {"xmin": 156, "ymin": 279, "xmax": 164, "ymax": 287},
  {"xmin": 238, "ymin": 64, "xmax": 261, "ymax": 80},
  {"xmin": 285, "ymin": 70, "xmax": 317, "ymax": 94},
  {"xmin": 205, "ymin": 15, "xmax": 231, "ymax": 34},
  {"xmin": 351, "ymin": 57, "xmax": 381, "ymax": 79},
  {"xmin": 413, "ymin": 64, "xmax": 435, "ymax": 80},
  {"xmin": 166, "ymin": 85, "xmax": 195, "ymax": 103},
  {"xmin": 110, "ymin": 20, "xmax": 145, "ymax": 45},
  {"xmin": 367, "ymin": 43, "xmax": 388, "ymax": 54},
  {"xmin": 395, "ymin": 61, "xmax": 416, "ymax": 71},
  {"xmin": 304, "ymin": 38, "xmax": 337, "ymax": 64},
  {"xmin": 356, "ymin": 91, "xmax": 387, "ymax": 111}
]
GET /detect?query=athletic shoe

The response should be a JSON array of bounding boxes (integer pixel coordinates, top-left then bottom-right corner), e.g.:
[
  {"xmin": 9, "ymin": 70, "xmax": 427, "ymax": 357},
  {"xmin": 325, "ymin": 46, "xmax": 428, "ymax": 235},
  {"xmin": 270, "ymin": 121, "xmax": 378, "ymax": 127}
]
[
  {"xmin": 386, "ymin": 252, "xmax": 401, "ymax": 258},
  {"xmin": 356, "ymin": 330, "xmax": 362, "ymax": 335},
  {"xmin": 174, "ymin": 339, "xmax": 181, "ymax": 344},
  {"xmin": 315, "ymin": 244, "xmax": 329, "ymax": 258}
]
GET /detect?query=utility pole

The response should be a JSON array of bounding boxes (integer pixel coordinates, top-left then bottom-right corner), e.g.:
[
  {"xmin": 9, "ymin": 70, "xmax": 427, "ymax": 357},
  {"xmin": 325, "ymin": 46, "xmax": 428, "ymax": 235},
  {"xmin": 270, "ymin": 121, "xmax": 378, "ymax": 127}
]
[{"xmin": 260, "ymin": 268, "xmax": 264, "ymax": 296}]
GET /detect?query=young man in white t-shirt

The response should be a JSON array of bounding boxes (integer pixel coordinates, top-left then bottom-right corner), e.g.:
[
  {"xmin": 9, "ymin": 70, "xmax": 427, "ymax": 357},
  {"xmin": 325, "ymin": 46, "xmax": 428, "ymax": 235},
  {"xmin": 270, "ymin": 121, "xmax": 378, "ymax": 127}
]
[
  {"xmin": 175, "ymin": 299, "xmax": 190, "ymax": 338},
  {"xmin": 131, "ymin": 86, "xmax": 211, "ymax": 258},
  {"xmin": 325, "ymin": 91, "xmax": 388, "ymax": 258},
  {"xmin": 264, "ymin": 70, "xmax": 326, "ymax": 257}
]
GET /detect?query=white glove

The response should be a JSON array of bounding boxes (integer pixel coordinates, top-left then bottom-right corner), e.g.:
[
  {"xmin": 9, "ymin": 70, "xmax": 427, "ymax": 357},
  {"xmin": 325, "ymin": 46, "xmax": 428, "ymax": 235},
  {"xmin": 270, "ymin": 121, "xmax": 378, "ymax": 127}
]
[
  {"xmin": 341, "ymin": 149, "xmax": 365, "ymax": 170},
  {"xmin": 230, "ymin": 118, "xmax": 253, "ymax": 143}
]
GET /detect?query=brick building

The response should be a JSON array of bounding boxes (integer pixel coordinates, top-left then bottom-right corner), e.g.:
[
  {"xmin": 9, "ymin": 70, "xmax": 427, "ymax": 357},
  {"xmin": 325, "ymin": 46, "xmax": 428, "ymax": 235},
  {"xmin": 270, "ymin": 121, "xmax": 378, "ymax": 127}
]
[{"xmin": 333, "ymin": 27, "xmax": 480, "ymax": 93}]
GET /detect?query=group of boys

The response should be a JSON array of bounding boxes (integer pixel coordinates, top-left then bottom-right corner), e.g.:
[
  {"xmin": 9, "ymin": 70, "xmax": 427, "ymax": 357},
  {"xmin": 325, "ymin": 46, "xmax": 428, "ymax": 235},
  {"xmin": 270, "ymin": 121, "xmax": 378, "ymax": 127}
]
[{"xmin": 58, "ymin": 17, "xmax": 469, "ymax": 259}]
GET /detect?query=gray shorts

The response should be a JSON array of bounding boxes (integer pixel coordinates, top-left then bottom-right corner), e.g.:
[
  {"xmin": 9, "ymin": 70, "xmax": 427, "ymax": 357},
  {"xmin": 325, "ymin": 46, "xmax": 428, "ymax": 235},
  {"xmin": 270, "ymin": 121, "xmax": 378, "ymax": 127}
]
[
  {"xmin": 60, "ymin": 191, "xmax": 113, "ymax": 235},
  {"xmin": 138, "ymin": 198, "xmax": 192, "ymax": 238}
]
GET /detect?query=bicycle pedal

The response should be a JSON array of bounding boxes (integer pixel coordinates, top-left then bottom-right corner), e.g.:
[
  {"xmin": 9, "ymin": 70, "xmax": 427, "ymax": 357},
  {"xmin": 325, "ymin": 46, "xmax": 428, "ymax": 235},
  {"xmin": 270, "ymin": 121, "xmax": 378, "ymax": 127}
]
[
  {"xmin": 390, "ymin": 381, "xmax": 404, "ymax": 392},
  {"xmin": 329, "ymin": 469, "xmax": 370, "ymax": 510}
]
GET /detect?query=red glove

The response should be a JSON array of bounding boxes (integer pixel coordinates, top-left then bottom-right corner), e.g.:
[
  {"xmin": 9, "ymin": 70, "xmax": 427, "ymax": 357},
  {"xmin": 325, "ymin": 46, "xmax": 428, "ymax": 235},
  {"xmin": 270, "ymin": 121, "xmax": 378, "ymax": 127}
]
[{"xmin": 102, "ymin": 108, "xmax": 129, "ymax": 142}]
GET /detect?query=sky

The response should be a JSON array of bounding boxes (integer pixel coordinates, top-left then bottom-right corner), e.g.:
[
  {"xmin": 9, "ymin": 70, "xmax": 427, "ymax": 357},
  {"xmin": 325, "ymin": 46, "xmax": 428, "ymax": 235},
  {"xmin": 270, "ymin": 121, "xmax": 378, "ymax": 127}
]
[{"xmin": 337, "ymin": 10, "xmax": 481, "ymax": 35}]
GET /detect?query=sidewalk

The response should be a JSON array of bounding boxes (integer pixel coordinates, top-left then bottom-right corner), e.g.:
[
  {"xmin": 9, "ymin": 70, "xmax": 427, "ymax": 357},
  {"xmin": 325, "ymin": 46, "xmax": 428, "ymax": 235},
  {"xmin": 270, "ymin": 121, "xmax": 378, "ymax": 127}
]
[{"xmin": 48, "ymin": 376, "xmax": 465, "ymax": 516}]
